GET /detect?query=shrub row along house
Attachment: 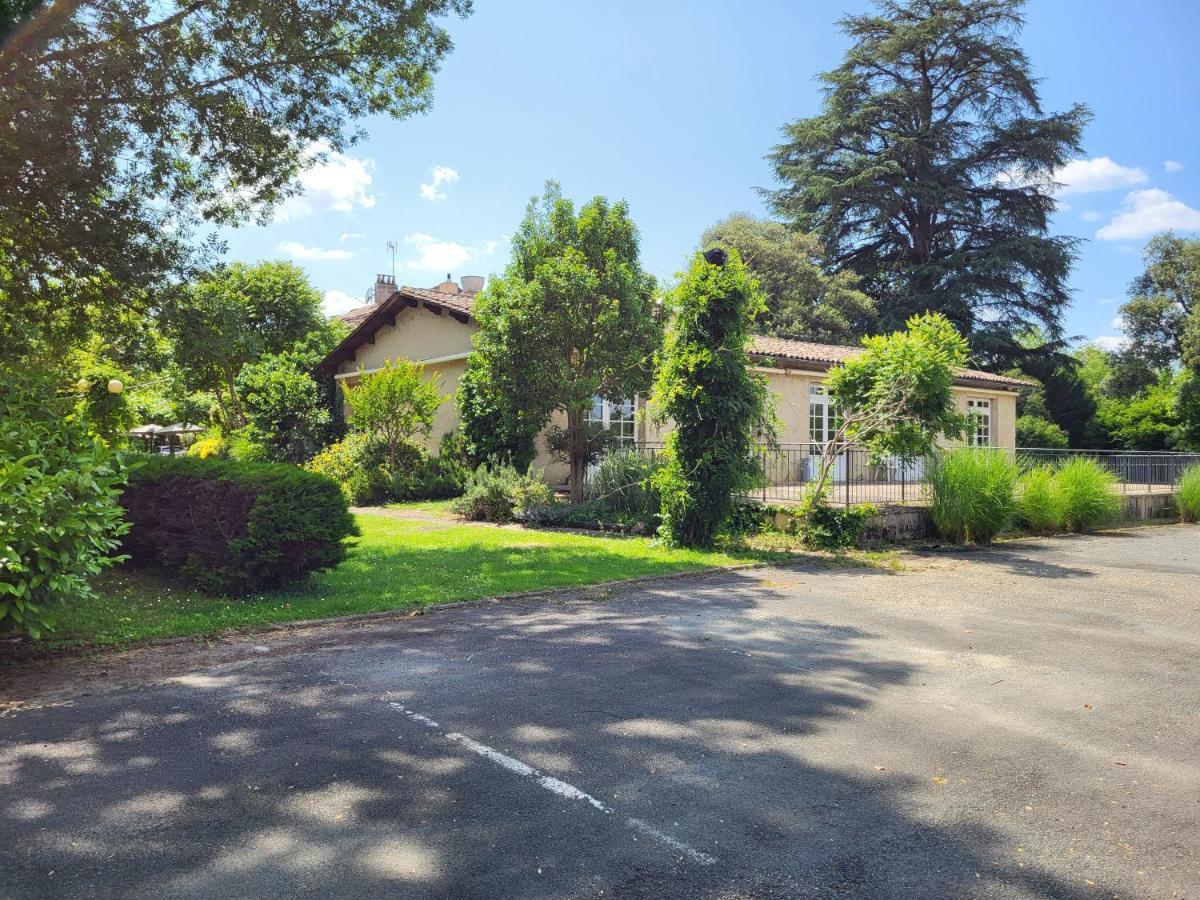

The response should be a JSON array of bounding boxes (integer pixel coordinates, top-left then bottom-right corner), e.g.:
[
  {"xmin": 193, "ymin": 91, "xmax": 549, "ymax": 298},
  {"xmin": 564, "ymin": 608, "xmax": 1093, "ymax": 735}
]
[{"xmin": 315, "ymin": 275, "xmax": 1028, "ymax": 489}]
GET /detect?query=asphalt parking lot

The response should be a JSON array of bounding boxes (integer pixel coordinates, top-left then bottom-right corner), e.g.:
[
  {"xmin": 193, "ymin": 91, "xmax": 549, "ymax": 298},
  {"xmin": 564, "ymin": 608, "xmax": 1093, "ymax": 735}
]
[{"xmin": 1, "ymin": 526, "xmax": 1197, "ymax": 898}]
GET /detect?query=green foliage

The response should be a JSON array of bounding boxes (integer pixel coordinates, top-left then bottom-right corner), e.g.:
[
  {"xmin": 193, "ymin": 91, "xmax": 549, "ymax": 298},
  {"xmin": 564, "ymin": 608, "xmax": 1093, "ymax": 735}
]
[
  {"xmin": 0, "ymin": 0, "xmax": 469, "ymax": 362},
  {"xmin": 1052, "ymin": 457, "xmax": 1122, "ymax": 533},
  {"xmin": 826, "ymin": 312, "xmax": 970, "ymax": 460},
  {"xmin": 341, "ymin": 359, "xmax": 444, "ymax": 470},
  {"xmin": 74, "ymin": 360, "xmax": 136, "ymax": 444},
  {"xmin": 188, "ymin": 429, "xmax": 228, "ymax": 460},
  {"xmin": 456, "ymin": 357, "xmax": 541, "ymax": 469},
  {"xmin": 1015, "ymin": 464, "xmax": 1064, "ymax": 533},
  {"xmin": 585, "ymin": 448, "xmax": 663, "ymax": 521},
  {"xmin": 1012, "ymin": 337, "xmax": 1101, "ymax": 447},
  {"xmin": 305, "ymin": 433, "xmax": 409, "ymax": 505},
  {"xmin": 701, "ymin": 213, "xmax": 875, "ymax": 342},
  {"xmin": 452, "ymin": 465, "xmax": 554, "ymax": 523},
  {"xmin": 235, "ymin": 352, "xmax": 331, "ymax": 464},
  {"xmin": 462, "ymin": 181, "xmax": 661, "ymax": 500},
  {"xmin": 1120, "ymin": 234, "xmax": 1200, "ymax": 371},
  {"xmin": 801, "ymin": 503, "xmax": 877, "ymax": 551},
  {"xmin": 928, "ymin": 448, "xmax": 1019, "ymax": 544},
  {"xmin": 1016, "ymin": 415, "xmax": 1069, "ymax": 449},
  {"xmin": 387, "ymin": 456, "xmax": 469, "ymax": 502},
  {"xmin": 121, "ymin": 456, "xmax": 357, "ymax": 595},
  {"xmin": 0, "ymin": 369, "xmax": 131, "ymax": 638},
  {"xmin": 767, "ymin": 0, "xmax": 1089, "ymax": 365},
  {"xmin": 652, "ymin": 249, "xmax": 773, "ymax": 547},
  {"xmin": 1095, "ymin": 377, "xmax": 1182, "ymax": 450},
  {"xmin": 1177, "ymin": 465, "xmax": 1200, "ymax": 523},
  {"xmin": 163, "ymin": 262, "xmax": 327, "ymax": 426}
]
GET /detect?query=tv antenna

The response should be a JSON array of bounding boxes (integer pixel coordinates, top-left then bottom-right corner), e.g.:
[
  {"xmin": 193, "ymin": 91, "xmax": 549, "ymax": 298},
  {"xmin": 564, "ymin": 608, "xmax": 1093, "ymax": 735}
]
[{"xmin": 386, "ymin": 240, "xmax": 397, "ymax": 278}]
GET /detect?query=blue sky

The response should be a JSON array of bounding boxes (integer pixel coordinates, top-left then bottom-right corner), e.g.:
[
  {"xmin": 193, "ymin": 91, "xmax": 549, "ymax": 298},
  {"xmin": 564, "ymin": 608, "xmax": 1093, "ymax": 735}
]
[{"xmin": 220, "ymin": 0, "xmax": 1200, "ymax": 350}]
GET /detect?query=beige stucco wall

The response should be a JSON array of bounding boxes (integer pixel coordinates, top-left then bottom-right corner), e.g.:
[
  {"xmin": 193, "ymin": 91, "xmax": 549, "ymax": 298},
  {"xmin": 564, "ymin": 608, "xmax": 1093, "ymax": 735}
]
[
  {"xmin": 339, "ymin": 305, "xmax": 477, "ymax": 375},
  {"xmin": 336, "ymin": 305, "xmax": 476, "ymax": 454},
  {"xmin": 642, "ymin": 367, "xmax": 1019, "ymax": 449}
]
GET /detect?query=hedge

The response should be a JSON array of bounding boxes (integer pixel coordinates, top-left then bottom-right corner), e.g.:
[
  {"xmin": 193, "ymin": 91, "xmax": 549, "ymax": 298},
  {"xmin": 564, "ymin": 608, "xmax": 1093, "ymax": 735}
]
[{"xmin": 120, "ymin": 456, "xmax": 358, "ymax": 595}]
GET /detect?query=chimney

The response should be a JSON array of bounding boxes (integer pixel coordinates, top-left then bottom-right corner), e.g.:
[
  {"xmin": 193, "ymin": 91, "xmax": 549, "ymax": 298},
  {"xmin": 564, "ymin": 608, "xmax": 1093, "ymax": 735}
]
[
  {"xmin": 433, "ymin": 273, "xmax": 461, "ymax": 294},
  {"xmin": 374, "ymin": 273, "xmax": 396, "ymax": 305},
  {"xmin": 460, "ymin": 275, "xmax": 484, "ymax": 293}
]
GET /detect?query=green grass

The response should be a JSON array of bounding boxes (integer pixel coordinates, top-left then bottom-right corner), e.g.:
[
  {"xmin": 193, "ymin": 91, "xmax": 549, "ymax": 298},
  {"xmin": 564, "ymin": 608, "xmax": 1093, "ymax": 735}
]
[
  {"xmin": 1178, "ymin": 464, "xmax": 1200, "ymax": 523},
  {"xmin": 50, "ymin": 511, "xmax": 758, "ymax": 647}
]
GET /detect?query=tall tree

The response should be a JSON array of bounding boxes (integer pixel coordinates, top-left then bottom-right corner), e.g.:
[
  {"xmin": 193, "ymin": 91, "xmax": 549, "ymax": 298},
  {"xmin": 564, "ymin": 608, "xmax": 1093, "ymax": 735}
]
[
  {"xmin": 766, "ymin": 0, "xmax": 1089, "ymax": 365},
  {"xmin": 701, "ymin": 214, "xmax": 876, "ymax": 343},
  {"xmin": 463, "ymin": 182, "xmax": 661, "ymax": 501},
  {"xmin": 1119, "ymin": 233, "xmax": 1200, "ymax": 372},
  {"xmin": 163, "ymin": 261, "xmax": 325, "ymax": 426},
  {"xmin": 651, "ymin": 249, "xmax": 773, "ymax": 547},
  {"xmin": 0, "ymin": 0, "xmax": 470, "ymax": 361}
]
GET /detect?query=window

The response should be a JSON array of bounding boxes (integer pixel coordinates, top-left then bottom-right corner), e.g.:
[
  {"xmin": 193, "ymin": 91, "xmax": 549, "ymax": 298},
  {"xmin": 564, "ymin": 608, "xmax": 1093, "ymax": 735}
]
[
  {"xmin": 967, "ymin": 398, "xmax": 991, "ymax": 447},
  {"xmin": 809, "ymin": 385, "xmax": 840, "ymax": 446},
  {"xmin": 586, "ymin": 396, "xmax": 637, "ymax": 445}
]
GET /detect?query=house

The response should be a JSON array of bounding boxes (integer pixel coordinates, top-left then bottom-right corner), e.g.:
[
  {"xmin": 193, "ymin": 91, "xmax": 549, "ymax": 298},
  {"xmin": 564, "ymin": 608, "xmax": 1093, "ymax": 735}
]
[{"xmin": 315, "ymin": 275, "xmax": 1028, "ymax": 486}]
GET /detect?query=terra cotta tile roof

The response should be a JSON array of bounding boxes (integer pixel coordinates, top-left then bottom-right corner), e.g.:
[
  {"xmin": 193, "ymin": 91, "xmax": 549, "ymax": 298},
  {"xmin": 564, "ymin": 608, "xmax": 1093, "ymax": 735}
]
[
  {"xmin": 323, "ymin": 285, "xmax": 1028, "ymax": 390},
  {"xmin": 749, "ymin": 334, "xmax": 1031, "ymax": 389}
]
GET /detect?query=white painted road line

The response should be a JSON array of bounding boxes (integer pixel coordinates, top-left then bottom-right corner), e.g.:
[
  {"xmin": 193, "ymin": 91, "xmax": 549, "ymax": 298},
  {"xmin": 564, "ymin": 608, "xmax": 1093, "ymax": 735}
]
[{"xmin": 388, "ymin": 702, "xmax": 717, "ymax": 866}]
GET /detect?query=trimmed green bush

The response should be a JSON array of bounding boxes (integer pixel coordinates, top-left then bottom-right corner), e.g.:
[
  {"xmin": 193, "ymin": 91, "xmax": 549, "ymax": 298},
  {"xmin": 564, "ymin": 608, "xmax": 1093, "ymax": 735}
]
[
  {"xmin": 928, "ymin": 448, "xmax": 1019, "ymax": 544},
  {"xmin": 121, "ymin": 456, "xmax": 357, "ymax": 595},
  {"xmin": 1, "ymin": 371, "xmax": 131, "ymax": 638},
  {"xmin": 1016, "ymin": 464, "xmax": 1065, "ymax": 533},
  {"xmin": 801, "ymin": 503, "xmax": 877, "ymax": 550},
  {"xmin": 1053, "ymin": 457, "xmax": 1122, "ymax": 533},
  {"xmin": 452, "ymin": 465, "xmax": 554, "ymax": 523},
  {"xmin": 1179, "ymin": 464, "xmax": 1200, "ymax": 523},
  {"xmin": 1016, "ymin": 414, "xmax": 1069, "ymax": 449}
]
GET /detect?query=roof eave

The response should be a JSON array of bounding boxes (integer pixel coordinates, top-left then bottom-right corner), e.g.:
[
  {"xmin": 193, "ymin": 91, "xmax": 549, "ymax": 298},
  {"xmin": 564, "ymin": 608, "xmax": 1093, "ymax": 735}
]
[
  {"xmin": 314, "ymin": 289, "xmax": 474, "ymax": 376},
  {"xmin": 749, "ymin": 352, "xmax": 1029, "ymax": 391}
]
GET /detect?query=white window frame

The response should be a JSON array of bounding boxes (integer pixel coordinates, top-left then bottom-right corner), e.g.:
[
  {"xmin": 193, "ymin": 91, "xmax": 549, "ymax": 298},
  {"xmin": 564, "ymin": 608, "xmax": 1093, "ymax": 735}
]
[
  {"xmin": 966, "ymin": 398, "xmax": 992, "ymax": 447},
  {"xmin": 809, "ymin": 384, "xmax": 841, "ymax": 446},
  {"xmin": 586, "ymin": 396, "xmax": 637, "ymax": 446}
]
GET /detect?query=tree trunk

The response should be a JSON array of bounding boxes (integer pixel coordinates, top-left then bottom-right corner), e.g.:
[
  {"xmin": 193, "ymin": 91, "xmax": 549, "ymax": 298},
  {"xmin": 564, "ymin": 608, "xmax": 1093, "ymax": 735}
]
[
  {"xmin": 566, "ymin": 406, "xmax": 587, "ymax": 504},
  {"xmin": 224, "ymin": 366, "xmax": 246, "ymax": 428}
]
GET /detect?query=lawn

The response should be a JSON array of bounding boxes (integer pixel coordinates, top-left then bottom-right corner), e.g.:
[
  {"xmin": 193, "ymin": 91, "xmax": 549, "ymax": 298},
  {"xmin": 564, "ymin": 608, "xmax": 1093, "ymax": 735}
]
[{"xmin": 51, "ymin": 510, "xmax": 759, "ymax": 647}]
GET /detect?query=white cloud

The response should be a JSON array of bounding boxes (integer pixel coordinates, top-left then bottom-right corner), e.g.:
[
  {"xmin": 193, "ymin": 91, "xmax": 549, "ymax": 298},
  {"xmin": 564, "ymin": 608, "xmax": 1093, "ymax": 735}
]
[
  {"xmin": 322, "ymin": 289, "xmax": 365, "ymax": 316},
  {"xmin": 1164, "ymin": 160, "xmax": 1184, "ymax": 173},
  {"xmin": 278, "ymin": 241, "xmax": 354, "ymax": 261},
  {"xmin": 277, "ymin": 141, "xmax": 375, "ymax": 220},
  {"xmin": 484, "ymin": 240, "xmax": 500, "ymax": 255},
  {"xmin": 1096, "ymin": 188, "xmax": 1200, "ymax": 240},
  {"xmin": 340, "ymin": 232, "xmax": 366, "ymax": 243},
  {"xmin": 1079, "ymin": 210, "xmax": 1101, "ymax": 222},
  {"xmin": 418, "ymin": 165, "xmax": 459, "ymax": 201},
  {"xmin": 1091, "ymin": 335, "xmax": 1127, "ymax": 352},
  {"xmin": 1109, "ymin": 315, "xmax": 1125, "ymax": 330},
  {"xmin": 1055, "ymin": 156, "xmax": 1147, "ymax": 195},
  {"xmin": 403, "ymin": 232, "xmax": 475, "ymax": 272}
]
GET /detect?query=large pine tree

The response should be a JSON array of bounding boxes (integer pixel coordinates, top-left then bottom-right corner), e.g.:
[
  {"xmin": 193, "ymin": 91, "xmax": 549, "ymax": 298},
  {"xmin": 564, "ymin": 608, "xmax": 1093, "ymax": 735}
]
[{"xmin": 766, "ymin": 0, "xmax": 1089, "ymax": 365}]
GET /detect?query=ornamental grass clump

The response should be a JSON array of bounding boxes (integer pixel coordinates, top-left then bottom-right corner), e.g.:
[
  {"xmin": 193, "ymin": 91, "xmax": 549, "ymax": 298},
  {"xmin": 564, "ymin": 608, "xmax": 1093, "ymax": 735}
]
[
  {"xmin": 1015, "ymin": 464, "xmax": 1065, "ymax": 533},
  {"xmin": 928, "ymin": 448, "xmax": 1019, "ymax": 544},
  {"xmin": 1179, "ymin": 464, "xmax": 1200, "ymax": 523},
  {"xmin": 1053, "ymin": 457, "xmax": 1122, "ymax": 533}
]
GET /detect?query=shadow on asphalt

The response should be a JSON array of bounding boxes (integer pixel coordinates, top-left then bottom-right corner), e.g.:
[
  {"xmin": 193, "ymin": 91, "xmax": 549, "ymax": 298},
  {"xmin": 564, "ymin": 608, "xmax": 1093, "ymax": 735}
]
[{"xmin": 0, "ymin": 569, "xmax": 1112, "ymax": 898}]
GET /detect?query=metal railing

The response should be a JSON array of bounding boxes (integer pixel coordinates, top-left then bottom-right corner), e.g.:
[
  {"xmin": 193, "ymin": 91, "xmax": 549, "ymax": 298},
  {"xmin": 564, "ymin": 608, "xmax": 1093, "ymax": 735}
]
[{"xmin": 589, "ymin": 442, "xmax": 1200, "ymax": 507}]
